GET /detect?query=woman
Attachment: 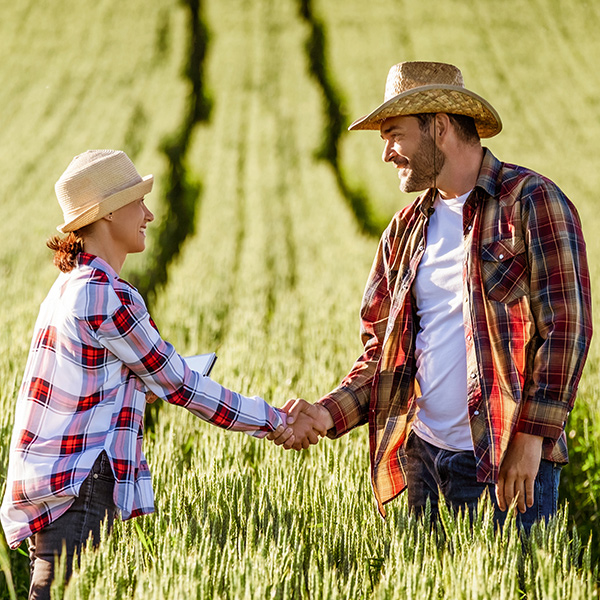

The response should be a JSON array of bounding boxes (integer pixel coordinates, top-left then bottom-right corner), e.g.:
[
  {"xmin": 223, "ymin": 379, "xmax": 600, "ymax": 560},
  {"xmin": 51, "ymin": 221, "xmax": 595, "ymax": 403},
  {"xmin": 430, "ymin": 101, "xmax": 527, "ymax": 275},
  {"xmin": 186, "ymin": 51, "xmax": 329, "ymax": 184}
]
[{"xmin": 0, "ymin": 149, "xmax": 291, "ymax": 599}]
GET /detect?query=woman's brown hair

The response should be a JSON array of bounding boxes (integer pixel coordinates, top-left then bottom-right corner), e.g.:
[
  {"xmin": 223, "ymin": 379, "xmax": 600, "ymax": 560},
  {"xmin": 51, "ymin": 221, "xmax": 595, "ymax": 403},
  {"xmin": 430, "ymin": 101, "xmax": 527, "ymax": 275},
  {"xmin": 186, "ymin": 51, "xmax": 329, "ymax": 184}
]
[{"xmin": 46, "ymin": 231, "xmax": 84, "ymax": 273}]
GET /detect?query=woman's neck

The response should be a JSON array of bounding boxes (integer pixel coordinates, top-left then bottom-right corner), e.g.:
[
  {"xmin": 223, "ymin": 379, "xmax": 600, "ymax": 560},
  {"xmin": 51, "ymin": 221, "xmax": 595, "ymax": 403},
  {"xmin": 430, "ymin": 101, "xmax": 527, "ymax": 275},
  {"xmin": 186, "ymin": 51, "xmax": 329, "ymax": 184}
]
[{"xmin": 81, "ymin": 225, "xmax": 126, "ymax": 275}]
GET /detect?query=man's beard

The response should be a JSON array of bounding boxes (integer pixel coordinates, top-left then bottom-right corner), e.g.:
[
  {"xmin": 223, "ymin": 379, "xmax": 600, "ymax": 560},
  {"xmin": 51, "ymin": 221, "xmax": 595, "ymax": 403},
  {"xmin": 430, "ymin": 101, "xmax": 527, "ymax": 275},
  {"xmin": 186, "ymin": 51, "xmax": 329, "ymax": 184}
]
[{"xmin": 399, "ymin": 132, "xmax": 445, "ymax": 193}]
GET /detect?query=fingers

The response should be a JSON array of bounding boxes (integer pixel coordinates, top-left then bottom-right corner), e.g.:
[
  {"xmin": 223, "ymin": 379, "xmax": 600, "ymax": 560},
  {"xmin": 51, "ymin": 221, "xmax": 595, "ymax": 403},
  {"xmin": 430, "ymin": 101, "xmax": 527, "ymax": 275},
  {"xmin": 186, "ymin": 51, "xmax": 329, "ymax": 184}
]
[
  {"xmin": 270, "ymin": 398, "xmax": 334, "ymax": 452},
  {"xmin": 304, "ymin": 404, "xmax": 330, "ymax": 436},
  {"xmin": 495, "ymin": 477, "xmax": 506, "ymax": 512},
  {"xmin": 525, "ymin": 476, "xmax": 535, "ymax": 509},
  {"xmin": 496, "ymin": 433, "xmax": 542, "ymax": 513},
  {"xmin": 504, "ymin": 476, "xmax": 523, "ymax": 513},
  {"xmin": 280, "ymin": 398, "xmax": 300, "ymax": 424},
  {"xmin": 291, "ymin": 430, "xmax": 317, "ymax": 451},
  {"xmin": 497, "ymin": 469, "xmax": 522, "ymax": 513},
  {"xmin": 286, "ymin": 399, "xmax": 333, "ymax": 435},
  {"xmin": 266, "ymin": 424, "xmax": 295, "ymax": 447},
  {"xmin": 515, "ymin": 478, "xmax": 527, "ymax": 513},
  {"xmin": 496, "ymin": 471, "xmax": 531, "ymax": 514},
  {"xmin": 288, "ymin": 423, "xmax": 320, "ymax": 451}
]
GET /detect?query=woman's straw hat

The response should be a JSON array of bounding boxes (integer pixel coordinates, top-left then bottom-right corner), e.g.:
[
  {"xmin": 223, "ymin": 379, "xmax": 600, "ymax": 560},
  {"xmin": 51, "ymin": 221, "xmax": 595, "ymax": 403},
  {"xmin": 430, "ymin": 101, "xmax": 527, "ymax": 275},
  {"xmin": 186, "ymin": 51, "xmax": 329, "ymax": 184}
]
[
  {"xmin": 349, "ymin": 61, "xmax": 502, "ymax": 138},
  {"xmin": 55, "ymin": 149, "xmax": 153, "ymax": 233}
]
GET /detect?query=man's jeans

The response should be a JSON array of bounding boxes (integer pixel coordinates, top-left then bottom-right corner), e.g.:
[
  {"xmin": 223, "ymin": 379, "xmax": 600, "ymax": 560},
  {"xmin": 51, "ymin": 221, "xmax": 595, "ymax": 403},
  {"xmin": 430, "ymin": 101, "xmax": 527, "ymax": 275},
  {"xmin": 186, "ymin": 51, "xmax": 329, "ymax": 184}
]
[
  {"xmin": 404, "ymin": 432, "xmax": 561, "ymax": 532},
  {"xmin": 28, "ymin": 451, "xmax": 117, "ymax": 600}
]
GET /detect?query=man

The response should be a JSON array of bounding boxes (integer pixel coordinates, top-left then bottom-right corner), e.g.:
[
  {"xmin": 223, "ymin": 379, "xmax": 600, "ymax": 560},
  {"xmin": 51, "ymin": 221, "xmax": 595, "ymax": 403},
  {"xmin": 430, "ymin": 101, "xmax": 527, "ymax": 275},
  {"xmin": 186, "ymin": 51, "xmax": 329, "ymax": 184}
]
[{"xmin": 271, "ymin": 61, "xmax": 592, "ymax": 528}]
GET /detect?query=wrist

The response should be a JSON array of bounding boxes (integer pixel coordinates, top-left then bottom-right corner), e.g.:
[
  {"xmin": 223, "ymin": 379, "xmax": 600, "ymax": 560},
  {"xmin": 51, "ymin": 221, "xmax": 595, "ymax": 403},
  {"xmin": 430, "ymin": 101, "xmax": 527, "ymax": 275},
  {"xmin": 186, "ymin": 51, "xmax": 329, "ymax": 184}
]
[
  {"xmin": 315, "ymin": 403, "xmax": 334, "ymax": 431},
  {"xmin": 515, "ymin": 431, "xmax": 544, "ymax": 444}
]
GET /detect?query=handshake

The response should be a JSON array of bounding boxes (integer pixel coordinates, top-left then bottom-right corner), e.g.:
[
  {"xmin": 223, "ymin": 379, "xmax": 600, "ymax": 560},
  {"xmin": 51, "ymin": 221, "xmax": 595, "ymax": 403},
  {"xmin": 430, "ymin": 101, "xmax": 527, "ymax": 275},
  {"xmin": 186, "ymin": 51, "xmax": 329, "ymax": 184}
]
[{"xmin": 267, "ymin": 399, "xmax": 334, "ymax": 451}]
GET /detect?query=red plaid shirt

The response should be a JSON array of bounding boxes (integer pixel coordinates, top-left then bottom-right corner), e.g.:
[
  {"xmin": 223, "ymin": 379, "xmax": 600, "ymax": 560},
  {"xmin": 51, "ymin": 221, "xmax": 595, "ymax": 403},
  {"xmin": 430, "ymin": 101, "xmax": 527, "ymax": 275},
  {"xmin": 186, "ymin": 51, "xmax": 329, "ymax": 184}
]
[
  {"xmin": 1, "ymin": 253, "xmax": 284, "ymax": 548},
  {"xmin": 319, "ymin": 149, "xmax": 592, "ymax": 515}
]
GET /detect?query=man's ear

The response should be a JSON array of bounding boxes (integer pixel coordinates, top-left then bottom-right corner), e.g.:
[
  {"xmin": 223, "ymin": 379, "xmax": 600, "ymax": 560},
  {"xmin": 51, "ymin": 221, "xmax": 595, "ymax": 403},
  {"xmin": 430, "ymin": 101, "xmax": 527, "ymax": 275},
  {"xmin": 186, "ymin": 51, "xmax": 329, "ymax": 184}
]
[{"xmin": 434, "ymin": 113, "xmax": 451, "ymax": 139}]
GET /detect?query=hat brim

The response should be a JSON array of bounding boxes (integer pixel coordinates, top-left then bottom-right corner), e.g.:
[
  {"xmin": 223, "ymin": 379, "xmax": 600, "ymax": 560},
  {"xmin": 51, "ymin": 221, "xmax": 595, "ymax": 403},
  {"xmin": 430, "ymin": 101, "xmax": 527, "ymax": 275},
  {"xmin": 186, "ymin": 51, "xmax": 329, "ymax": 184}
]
[
  {"xmin": 348, "ymin": 84, "xmax": 502, "ymax": 138},
  {"xmin": 58, "ymin": 174, "xmax": 154, "ymax": 233}
]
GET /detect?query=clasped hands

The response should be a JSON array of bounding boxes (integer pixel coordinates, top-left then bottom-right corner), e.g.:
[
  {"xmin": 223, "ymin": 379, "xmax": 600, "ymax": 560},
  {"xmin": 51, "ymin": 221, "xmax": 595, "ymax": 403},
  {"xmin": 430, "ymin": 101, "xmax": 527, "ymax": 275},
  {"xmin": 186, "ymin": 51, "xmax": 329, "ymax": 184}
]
[{"xmin": 268, "ymin": 399, "xmax": 334, "ymax": 450}]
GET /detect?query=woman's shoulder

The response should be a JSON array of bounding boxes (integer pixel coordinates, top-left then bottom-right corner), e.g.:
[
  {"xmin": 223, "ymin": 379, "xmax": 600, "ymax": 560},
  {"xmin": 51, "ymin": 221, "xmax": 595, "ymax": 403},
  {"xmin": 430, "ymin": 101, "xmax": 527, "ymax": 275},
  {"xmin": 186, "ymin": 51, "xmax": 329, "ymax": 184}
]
[{"xmin": 56, "ymin": 263, "xmax": 124, "ymax": 323}]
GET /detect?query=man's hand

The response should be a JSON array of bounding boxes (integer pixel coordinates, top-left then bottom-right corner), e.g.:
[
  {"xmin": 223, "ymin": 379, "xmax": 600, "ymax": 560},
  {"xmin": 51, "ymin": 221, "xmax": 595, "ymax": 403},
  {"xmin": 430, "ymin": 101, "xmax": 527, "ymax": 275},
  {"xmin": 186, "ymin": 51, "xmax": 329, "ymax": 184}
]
[
  {"xmin": 496, "ymin": 432, "xmax": 543, "ymax": 513},
  {"xmin": 267, "ymin": 399, "xmax": 333, "ymax": 451}
]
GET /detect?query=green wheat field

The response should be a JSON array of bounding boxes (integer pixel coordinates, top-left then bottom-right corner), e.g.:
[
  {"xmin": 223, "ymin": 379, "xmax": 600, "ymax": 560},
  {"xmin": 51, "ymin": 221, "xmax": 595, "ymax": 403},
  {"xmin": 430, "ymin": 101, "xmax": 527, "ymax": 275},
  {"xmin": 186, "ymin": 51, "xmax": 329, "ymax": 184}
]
[{"xmin": 1, "ymin": 0, "xmax": 599, "ymax": 598}]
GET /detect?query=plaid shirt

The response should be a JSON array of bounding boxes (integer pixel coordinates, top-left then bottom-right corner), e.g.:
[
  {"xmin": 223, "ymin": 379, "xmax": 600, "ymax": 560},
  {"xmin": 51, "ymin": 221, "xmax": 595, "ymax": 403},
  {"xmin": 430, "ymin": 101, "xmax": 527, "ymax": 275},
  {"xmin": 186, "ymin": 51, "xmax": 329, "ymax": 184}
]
[
  {"xmin": 319, "ymin": 149, "xmax": 592, "ymax": 516},
  {"xmin": 1, "ymin": 253, "xmax": 284, "ymax": 548}
]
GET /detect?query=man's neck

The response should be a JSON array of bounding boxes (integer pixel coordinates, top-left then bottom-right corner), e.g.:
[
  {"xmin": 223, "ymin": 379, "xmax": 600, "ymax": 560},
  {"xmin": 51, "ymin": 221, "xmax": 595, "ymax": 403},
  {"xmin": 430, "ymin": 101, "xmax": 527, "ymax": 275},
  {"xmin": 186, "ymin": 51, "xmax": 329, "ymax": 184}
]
[{"xmin": 437, "ymin": 145, "xmax": 484, "ymax": 200}]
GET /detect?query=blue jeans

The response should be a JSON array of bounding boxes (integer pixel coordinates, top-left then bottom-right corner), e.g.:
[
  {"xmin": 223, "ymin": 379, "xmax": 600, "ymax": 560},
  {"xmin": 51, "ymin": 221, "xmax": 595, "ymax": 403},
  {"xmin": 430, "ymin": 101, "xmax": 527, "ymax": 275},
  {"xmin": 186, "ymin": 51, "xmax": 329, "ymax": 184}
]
[
  {"xmin": 28, "ymin": 451, "xmax": 117, "ymax": 600},
  {"xmin": 404, "ymin": 432, "xmax": 561, "ymax": 532}
]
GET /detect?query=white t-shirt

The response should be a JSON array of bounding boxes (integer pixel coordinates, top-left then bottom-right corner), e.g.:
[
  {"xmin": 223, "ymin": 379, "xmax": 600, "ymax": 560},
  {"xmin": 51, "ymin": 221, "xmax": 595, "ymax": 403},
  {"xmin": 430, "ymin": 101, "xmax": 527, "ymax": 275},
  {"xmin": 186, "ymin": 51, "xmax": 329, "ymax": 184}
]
[{"xmin": 411, "ymin": 190, "xmax": 473, "ymax": 451}]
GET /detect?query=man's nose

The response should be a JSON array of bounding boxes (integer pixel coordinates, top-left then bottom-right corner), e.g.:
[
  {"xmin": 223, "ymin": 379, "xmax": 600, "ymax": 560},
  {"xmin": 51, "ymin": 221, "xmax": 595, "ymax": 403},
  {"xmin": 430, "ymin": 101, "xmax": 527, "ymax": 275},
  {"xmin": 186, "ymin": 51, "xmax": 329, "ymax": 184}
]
[{"xmin": 382, "ymin": 140, "xmax": 396, "ymax": 163}]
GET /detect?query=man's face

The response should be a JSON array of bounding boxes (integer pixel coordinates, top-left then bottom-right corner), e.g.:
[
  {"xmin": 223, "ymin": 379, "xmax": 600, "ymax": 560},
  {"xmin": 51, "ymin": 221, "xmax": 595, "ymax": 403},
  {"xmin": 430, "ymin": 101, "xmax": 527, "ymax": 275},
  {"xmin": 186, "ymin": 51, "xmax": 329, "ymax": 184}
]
[{"xmin": 380, "ymin": 115, "xmax": 445, "ymax": 193}]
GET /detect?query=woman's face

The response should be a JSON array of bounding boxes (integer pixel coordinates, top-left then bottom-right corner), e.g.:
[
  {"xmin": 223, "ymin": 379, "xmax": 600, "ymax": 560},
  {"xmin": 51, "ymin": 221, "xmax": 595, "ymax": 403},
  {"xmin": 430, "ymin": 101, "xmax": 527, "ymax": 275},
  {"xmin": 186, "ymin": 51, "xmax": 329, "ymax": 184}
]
[{"xmin": 110, "ymin": 197, "xmax": 154, "ymax": 255}]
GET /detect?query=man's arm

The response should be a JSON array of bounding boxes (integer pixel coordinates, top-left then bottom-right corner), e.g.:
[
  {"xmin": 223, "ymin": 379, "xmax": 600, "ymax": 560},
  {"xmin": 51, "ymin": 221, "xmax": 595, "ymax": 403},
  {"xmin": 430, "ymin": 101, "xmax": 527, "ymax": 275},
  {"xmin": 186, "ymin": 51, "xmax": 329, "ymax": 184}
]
[
  {"xmin": 496, "ymin": 182, "xmax": 592, "ymax": 511},
  {"xmin": 516, "ymin": 182, "xmax": 592, "ymax": 442}
]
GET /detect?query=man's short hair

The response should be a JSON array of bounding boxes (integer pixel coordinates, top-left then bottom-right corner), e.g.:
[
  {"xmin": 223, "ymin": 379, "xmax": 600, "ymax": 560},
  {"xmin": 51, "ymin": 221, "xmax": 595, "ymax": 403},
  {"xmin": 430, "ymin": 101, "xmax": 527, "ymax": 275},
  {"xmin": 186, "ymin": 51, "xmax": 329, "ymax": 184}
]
[{"xmin": 414, "ymin": 113, "xmax": 480, "ymax": 144}]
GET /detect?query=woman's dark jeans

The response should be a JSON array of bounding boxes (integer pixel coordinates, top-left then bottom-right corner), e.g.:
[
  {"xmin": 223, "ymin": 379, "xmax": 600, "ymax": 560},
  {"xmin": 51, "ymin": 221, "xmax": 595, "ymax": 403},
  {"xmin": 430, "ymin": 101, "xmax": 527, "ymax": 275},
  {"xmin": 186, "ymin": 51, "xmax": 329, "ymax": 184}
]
[
  {"xmin": 404, "ymin": 432, "xmax": 561, "ymax": 532},
  {"xmin": 28, "ymin": 451, "xmax": 117, "ymax": 600}
]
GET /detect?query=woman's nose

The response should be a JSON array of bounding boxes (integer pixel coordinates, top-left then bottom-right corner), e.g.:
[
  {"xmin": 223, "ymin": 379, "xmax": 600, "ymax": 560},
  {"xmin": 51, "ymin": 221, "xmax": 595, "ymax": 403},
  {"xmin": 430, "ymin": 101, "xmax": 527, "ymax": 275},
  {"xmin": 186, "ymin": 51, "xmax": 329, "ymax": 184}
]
[{"xmin": 144, "ymin": 204, "xmax": 154, "ymax": 222}]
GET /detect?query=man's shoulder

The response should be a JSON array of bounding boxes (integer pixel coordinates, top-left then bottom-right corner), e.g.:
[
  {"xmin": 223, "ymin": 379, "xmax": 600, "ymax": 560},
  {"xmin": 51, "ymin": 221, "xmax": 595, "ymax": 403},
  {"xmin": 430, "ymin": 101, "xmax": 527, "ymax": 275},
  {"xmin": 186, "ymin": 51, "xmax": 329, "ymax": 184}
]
[
  {"xmin": 499, "ymin": 161, "xmax": 557, "ymax": 189},
  {"xmin": 483, "ymin": 150, "xmax": 565, "ymax": 201}
]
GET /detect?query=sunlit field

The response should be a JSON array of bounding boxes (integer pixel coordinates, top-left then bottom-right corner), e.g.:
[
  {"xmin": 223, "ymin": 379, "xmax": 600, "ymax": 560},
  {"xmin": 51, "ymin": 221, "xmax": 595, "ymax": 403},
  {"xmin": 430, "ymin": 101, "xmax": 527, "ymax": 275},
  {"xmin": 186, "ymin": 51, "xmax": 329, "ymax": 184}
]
[{"xmin": 1, "ymin": 0, "xmax": 599, "ymax": 597}]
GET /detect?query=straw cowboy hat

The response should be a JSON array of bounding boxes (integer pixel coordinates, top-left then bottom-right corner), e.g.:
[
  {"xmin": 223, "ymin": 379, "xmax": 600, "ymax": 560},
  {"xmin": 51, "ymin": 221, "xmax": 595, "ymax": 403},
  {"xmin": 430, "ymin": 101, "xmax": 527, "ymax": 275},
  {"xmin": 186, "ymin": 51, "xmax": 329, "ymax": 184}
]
[
  {"xmin": 55, "ymin": 149, "xmax": 153, "ymax": 233},
  {"xmin": 349, "ymin": 61, "xmax": 502, "ymax": 138}
]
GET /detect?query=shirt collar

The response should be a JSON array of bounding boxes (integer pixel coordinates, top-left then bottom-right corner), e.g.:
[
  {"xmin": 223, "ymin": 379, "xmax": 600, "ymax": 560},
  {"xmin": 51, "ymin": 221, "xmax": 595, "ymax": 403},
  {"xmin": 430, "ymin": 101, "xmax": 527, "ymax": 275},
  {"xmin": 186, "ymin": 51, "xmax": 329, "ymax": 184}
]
[
  {"xmin": 416, "ymin": 147, "xmax": 500, "ymax": 217},
  {"xmin": 417, "ymin": 187, "xmax": 438, "ymax": 218},
  {"xmin": 474, "ymin": 147, "xmax": 502, "ymax": 198},
  {"xmin": 77, "ymin": 252, "xmax": 119, "ymax": 280}
]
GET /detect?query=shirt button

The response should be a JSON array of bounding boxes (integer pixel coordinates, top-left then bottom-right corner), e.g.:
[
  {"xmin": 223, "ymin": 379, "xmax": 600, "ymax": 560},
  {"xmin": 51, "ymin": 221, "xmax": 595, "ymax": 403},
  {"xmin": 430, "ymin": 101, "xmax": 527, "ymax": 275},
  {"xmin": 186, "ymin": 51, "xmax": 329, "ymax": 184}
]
[
  {"xmin": 474, "ymin": 410, "xmax": 480, "ymax": 416},
  {"xmin": 470, "ymin": 371, "xmax": 477, "ymax": 379},
  {"xmin": 93, "ymin": 473, "xmax": 99, "ymax": 479},
  {"xmin": 499, "ymin": 253, "xmax": 504, "ymax": 260},
  {"xmin": 418, "ymin": 245, "xmax": 424, "ymax": 252},
  {"xmin": 466, "ymin": 335, "xmax": 472, "ymax": 341},
  {"xmin": 467, "ymin": 225, "xmax": 472, "ymax": 231}
]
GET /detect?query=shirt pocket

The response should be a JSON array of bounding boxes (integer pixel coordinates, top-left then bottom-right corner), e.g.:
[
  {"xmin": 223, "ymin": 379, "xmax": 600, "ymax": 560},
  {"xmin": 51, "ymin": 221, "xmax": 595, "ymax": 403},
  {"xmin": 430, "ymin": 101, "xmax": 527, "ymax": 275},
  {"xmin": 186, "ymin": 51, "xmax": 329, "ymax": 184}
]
[{"xmin": 481, "ymin": 237, "xmax": 529, "ymax": 304}]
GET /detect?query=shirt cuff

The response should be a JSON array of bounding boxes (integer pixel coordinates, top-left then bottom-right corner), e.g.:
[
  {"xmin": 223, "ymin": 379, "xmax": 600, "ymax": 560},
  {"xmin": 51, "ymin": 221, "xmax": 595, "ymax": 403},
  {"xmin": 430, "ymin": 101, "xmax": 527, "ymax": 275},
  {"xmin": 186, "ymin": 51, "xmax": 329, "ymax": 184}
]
[
  {"xmin": 516, "ymin": 393, "xmax": 570, "ymax": 442},
  {"xmin": 249, "ymin": 407, "xmax": 287, "ymax": 439},
  {"xmin": 276, "ymin": 408, "xmax": 288, "ymax": 429},
  {"xmin": 317, "ymin": 392, "xmax": 353, "ymax": 439}
]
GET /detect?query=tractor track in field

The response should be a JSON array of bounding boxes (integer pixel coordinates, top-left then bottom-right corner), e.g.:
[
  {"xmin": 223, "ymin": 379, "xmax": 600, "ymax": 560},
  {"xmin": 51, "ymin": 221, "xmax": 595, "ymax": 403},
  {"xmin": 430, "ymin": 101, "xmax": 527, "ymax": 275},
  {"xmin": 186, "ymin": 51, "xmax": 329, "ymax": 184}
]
[
  {"xmin": 211, "ymin": 101, "xmax": 250, "ymax": 349},
  {"xmin": 131, "ymin": 0, "xmax": 211, "ymax": 307},
  {"xmin": 297, "ymin": 0, "xmax": 385, "ymax": 237},
  {"xmin": 259, "ymin": 0, "xmax": 299, "ymax": 338}
]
